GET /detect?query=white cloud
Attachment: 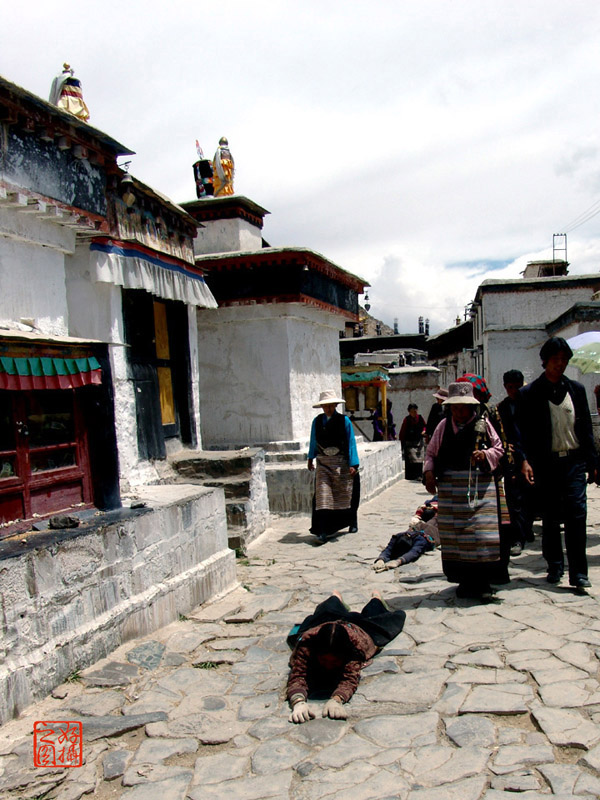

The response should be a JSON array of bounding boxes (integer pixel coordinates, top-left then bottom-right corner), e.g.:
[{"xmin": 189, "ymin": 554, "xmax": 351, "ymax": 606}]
[{"xmin": 4, "ymin": 0, "xmax": 600, "ymax": 335}]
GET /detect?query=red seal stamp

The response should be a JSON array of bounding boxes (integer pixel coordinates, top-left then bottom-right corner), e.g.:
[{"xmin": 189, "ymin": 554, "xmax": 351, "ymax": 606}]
[{"xmin": 33, "ymin": 721, "xmax": 82, "ymax": 768}]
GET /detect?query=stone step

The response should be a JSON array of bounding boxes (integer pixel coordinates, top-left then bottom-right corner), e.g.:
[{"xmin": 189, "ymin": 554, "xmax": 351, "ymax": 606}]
[
  {"xmin": 264, "ymin": 451, "xmax": 306, "ymax": 464},
  {"xmin": 203, "ymin": 476, "xmax": 250, "ymax": 500},
  {"xmin": 170, "ymin": 449, "xmax": 260, "ymax": 479}
]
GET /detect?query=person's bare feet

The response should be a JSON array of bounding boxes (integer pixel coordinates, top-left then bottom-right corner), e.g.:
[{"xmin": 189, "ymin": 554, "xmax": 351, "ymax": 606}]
[
  {"xmin": 332, "ymin": 590, "xmax": 344, "ymax": 603},
  {"xmin": 371, "ymin": 589, "xmax": 383, "ymax": 601}
]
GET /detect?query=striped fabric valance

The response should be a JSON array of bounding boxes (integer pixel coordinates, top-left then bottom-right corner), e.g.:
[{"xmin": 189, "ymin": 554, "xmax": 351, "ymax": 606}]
[
  {"xmin": 0, "ymin": 356, "xmax": 102, "ymax": 390},
  {"xmin": 90, "ymin": 238, "xmax": 218, "ymax": 308}
]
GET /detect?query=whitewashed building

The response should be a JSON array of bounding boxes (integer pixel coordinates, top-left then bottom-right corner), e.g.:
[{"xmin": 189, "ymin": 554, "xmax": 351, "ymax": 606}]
[{"xmin": 471, "ymin": 267, "xmax": 600, "ymax": 407}]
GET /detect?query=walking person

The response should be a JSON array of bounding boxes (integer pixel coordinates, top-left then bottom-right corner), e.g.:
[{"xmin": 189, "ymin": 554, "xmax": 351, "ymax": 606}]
[
  {"xmin": 424, "ymin": 381, "xmax": 504, "ymax": 602},
  {"xmin": 425, "ymin": 388, "xmax": 448, "ymax": 442},
  {"xmin": 308, "ymin": 390, "xmax": 360, "ymax": 543},
  {"xmin": 399, "ymin": 404, "xmax": 427, "ymax": 480},
  {"xmin": 497, "ymin": 369, "xmax": 535, "ymax": 554},
  {"xmin": 517, "ymin": 337, "xmax": 598, "ymax": 590},
  {"xmin": 372, "ymin": 399, "xmax": 396, "ymax": 441}
]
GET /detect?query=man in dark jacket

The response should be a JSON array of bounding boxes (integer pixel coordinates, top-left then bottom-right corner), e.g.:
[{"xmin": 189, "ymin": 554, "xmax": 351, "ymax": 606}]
[
  {"xmin": 497, "ymin": 369, "xmax": 534, "ymax": 554},
  {"xmin": 517, "ymin": 337, "xmax": 598, "ymax": 589}
]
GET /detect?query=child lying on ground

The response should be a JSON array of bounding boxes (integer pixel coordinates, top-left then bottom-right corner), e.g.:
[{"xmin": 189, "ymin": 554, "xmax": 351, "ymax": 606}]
[
  {"xmin": 286, "ymin": 591, "xmax": 406, "ymax": 723},
  {"xmin": 372, "ymin": 499, "xmax": 439, "ymax": 572}
]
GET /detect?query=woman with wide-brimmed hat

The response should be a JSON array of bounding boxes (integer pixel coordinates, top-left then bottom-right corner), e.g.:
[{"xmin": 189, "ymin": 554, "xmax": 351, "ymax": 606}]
[
  {"xmin": 423, "ymin": 381, "xmax": 504, "ymax": 602},
  {"xmin": 307, "ymin": 390, "xmax": 360, "ymax": 544}
]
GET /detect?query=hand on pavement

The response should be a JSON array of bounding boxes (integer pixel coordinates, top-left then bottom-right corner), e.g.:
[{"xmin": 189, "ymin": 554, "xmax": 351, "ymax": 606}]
[
  {"xmin": 289, "ymin": 701, "xmax": 315, "ymax": 724},
  {"xmin": 322, "ymin": 697, "xmax": 348, "ymax": 720},
  {"xmin": 372, "ymin": 560, "xmax": 386, "ymax": 572}
]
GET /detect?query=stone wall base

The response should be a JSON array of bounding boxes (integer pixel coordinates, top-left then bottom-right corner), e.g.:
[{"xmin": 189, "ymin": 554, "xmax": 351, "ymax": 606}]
[{"xmin": 0, "ymin": 484, "xmax": 236, "ymax": 724}]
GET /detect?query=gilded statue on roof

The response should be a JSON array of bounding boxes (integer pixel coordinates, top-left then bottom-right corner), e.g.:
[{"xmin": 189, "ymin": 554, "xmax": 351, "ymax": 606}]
[{"xmin": 212, "ymin": 137, "xmax": 235, "ymax": 196}]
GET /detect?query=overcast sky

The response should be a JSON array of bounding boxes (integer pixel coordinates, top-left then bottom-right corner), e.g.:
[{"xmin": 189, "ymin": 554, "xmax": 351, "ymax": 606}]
[{"xmin": 4, "ymin": 1, "xmax": 600, "ymax": 333}]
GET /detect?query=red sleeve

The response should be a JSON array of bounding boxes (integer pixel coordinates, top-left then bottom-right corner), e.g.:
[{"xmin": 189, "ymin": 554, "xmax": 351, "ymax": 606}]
[
  {"xmin": 332, "ymin": 660, "xmax": 362, "ymax": 703},
  {"xmin": 286, "ymin": 645, "xmax": 310, "ymax": 702},
  {"xmin": 399, "ymin": 418, "xmax": 408, "ymax": 442}
]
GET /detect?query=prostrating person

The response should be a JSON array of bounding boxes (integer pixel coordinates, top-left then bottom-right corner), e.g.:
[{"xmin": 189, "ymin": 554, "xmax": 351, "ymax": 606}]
[
  {"xmin": 372, "ymin": 499, "xmax": 439, "ymax": 571},
  {"xmin": 308, "ymin": 390, "xmax": 360, "ymax": 544},
  {"xmin": 286, "ymin": 591, "xmax": 406, "ymax": 723},
  {"xmin": 517, "ymin": 337, "xmax": 598, "ymax": 590},
  {"xmin": 424, "ymin": 381, "xmax": 504, "ymax": 602}
]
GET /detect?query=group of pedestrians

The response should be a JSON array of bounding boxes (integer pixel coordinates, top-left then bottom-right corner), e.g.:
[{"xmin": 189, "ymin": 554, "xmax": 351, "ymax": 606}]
[
  {"xmin": 307, "ymin": 336, "xmax": 598, "ymax": 593},
  {"xmin": 427, "ymin": 336, "xmax": 598, "ymax": 598},
  {"xmin": 294, "ymin": 337, "xmax": 597, "ymax": 722}
]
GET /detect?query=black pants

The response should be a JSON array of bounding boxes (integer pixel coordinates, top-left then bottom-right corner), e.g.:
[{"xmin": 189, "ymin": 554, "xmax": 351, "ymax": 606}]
[
  {"xmin": 504, "ymin": 472, "xmax": 535, "ymax": 545},
  {"xmin": 538, "ymin": 456, "xmax": 588, "ymax": 582},
  {"xmin": 290, "ymin": 595, "xmax": 406, "ymax": 650}
]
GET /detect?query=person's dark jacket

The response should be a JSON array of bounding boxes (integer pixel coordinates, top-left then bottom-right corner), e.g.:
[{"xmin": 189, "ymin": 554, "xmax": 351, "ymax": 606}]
[{"xmin": 516, "ymin": 374, "xmax": 597, "ymax": 474}]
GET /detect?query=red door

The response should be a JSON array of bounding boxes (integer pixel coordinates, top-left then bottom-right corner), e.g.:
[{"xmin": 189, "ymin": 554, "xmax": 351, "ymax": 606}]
[{"xmin": 0, "ymin": 390, "xmax": 92, "ymax": 527}]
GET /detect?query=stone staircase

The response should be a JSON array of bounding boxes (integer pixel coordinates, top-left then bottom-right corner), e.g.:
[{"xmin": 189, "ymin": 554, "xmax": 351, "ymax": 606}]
[{"xmin": 169, "ymin": 448, "xmax": 269, "ymax": 552}]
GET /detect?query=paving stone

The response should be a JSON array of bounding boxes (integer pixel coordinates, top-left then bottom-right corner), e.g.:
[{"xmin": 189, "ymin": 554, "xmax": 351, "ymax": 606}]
[
  {"xmin": 209, "ymin": 637, "xmax": 260, "ymax": 650},
  {"xmin": 444, "ymin": 714, "xmax": 496, "ymax": 747},
  {"xmin": 555, "ymin": 641, "xmax": 598, "ymax": 671},
  {"xmin": 442, "ymin": 613, "xmax": 524, "ymax": 636},
  {"xmin": 66, "ymin": 689, "xmax": 124, "ymax": 716},
  {"xmin": 409, "ymin": 775, "xmax": 488, "ymax": 800},
  {"xmin": 538, "ymin": 680, "xmax": 597, "ymax": 707},
  {"xmin": 360, "ymin": 669, "xmax": 448, "ymax": 708},
  {"xmin": 503, "ymin": 629, "xmax": 566, "ymax": 652},
  {"xmin": 81, "ymin": 660, "xmax": 141, "ymax": 687},
  {"xmin": 362, "ymin": 657, "xmax": 400, "ymax": 675},
  {"xmin": 132, "ymin": 737, "xmax": 198, "ymax": 764},
  {"xmin": 102, "ymin": 748, "xmax": 133, "ymax": 780},
  {"xmin": 460, "ymin": 683, "xmax": 534, "ymax": 714},
  {"xmin": 431, "ymin": 683, "xmax": 470, "ymax": 715},
  {"xmin": 531, "ymin": 665, "xmax": 589, "ymax": 685},
  {"xmin": 192, "ymin": 650, "xmax": 242, "ymax": 665},
  {"xmin": 496, "ymin": 726, "xmax": 523, "ymax": 745},
  {"xmin": 449, "ymin": 649, "xmax": 504, "ymax": 668},
  {"xmin": 248, "ymin": 716, "xmax": 294, "ymax": 741},
  {"xmin": 538, "ymin": 763, "xmax": 582, "ymax": 795},
  {"xmin": 63, "ymin": 712, "xmax": 167, "ymax": 741},
  {"xmin": 146, "ymin": 713, "xmax": 246, "ymax": 744},
  {"xmin": 251, "ymin": 738, "xmax": 310, "ymax": 775},
  {"xmin": 531, "ymin": 702, "xmax": 600, "ymax": 749},
  {"xmin": 580, "ymin": 740, "xmax": 600, "ymax": 770},
  {"xmin": 120, "ymin": 772, "xmax": 193, "ymax": 800},
  {"xmin": 123, "ymin": 763, "xmax": 194, "ymax": 786},
  {"xmin": 121, "ymin": 689, "xmax": 179, "ymax": 716},
  {"xmin": 399, "ymin": 744, "xmax": 490, "ymax": 787},
  {"xmin": 576, "ymin": 771, "xmax": 600, "ymax": 796},
  {"xmin": 446, "ymin": 667, "xmax": 527, "ymax": 685},
  {"xmin": 158, "ymin": 670, "xmax": 232, "ymax": 699},
  {"xmin": 237, "ymin": 692, "xmax": 280, "ymax": 720},
  {"xmin": 166, "ymin": 630, "xmax": 211, "ymax": 653},
  {"xmin": 192, "ymin": 752, "xmax": 247, "ymax": 785},
  {"xmin": 288, "ymin": 716, "xmax": 348, "ymax": 747},
  {"xmin": 127, "ymin": 640, "xmax": 166, "ymax": 670},
  {"xmin": 187, "ymin": 771, "xmax": 292, "ymax": 800},
  {"xmin": 187, "ymin": 587, "xmax": 249, "ymax": 622},
  {"xmin": 355, "ymin": 712, "xmax": 439, "ymax": 748},
  {"xmin": 491, "ymin": 743, "xmax": 554, "ymax": 774},
  {"xmin": 490, "ymin": 769, "xmax": 541, "ymax": 791},
  {"xmin": 497, "ymin": 606, "xmax": 592, "ymax": 636},
  {"xmin": 313, "ymin": 732, "xmax": 382, "ymax": 768}
]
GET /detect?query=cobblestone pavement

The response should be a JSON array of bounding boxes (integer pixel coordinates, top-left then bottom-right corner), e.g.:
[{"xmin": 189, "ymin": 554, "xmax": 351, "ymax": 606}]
[{"xmin": 3, "ymin": 478, "xmax": 600, "ymax": 799}]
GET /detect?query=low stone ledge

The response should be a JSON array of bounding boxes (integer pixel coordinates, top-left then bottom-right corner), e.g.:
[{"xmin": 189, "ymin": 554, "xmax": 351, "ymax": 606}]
[{"xmin": 0, "ymin": 484, "xmax": 236, "ymax": 724}]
